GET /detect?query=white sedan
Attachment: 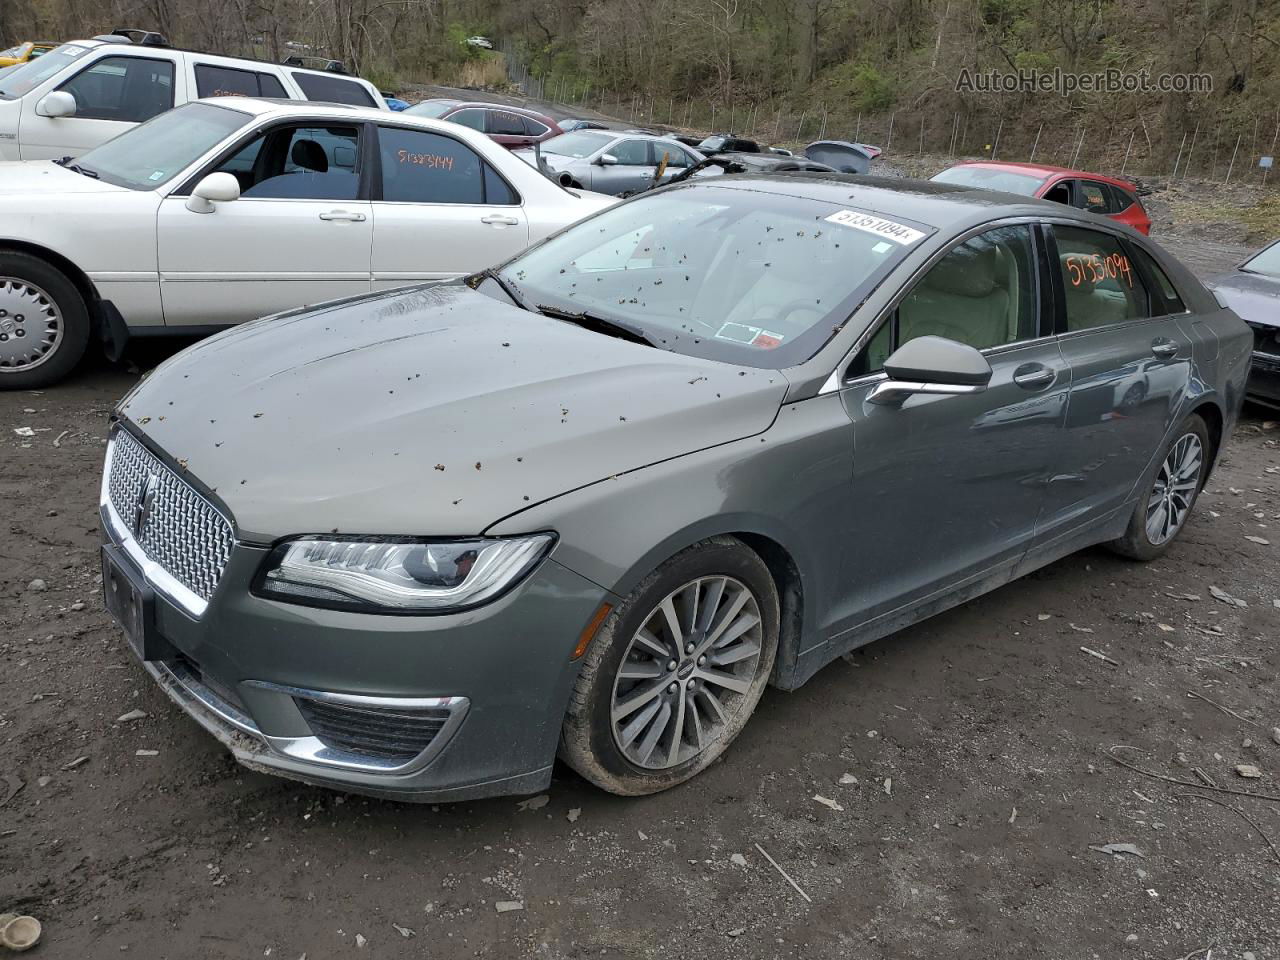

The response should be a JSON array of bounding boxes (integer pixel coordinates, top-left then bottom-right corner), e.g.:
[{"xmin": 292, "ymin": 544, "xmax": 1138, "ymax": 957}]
[{"xmin": 0, "ymin": 97, "xmax": 616, "ymax": 388}]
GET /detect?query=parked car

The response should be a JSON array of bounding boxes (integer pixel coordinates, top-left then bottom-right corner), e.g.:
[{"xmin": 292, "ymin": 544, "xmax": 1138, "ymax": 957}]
[
  {"xmin": 0, "ymin": 97, "xmax": 615, "ymax": 388},
  {"xmin": 99, "ymin": 174, "xmax": 1247, "ymax": 801},
  {"xmin": 1205, "ymin": 238, "xmax": 1280, "ymax": 407},
  {"xmin": 932, "ymin": 162, "xmax": 1151, "ymax": 234},
  {"xmin": 558, "ymin": 118, "xmax": 609, "ymax": 132},
  {"xmin": 697, "ymin": 132, "xmax": 761, "ymax": 155},
  {"xmin": 709, "ymin": 152, "xmax": 836, "ymax": 174},
  {"xmin": 0, "ymin": 41, "xmax": 59, "ymax": 68},
  {"xmin": 404, "ymin": 99, "xmax": 561, "ymax": 149},
  {"xmin": 514, "ymin": 130, "xmax": 704, "ymax": 194},
  {"xmin": 0, "ymin": 35, "xmax": 387, "ymax": 161},
  {"xmin": 466, "ymin": 36, "xmax": 494, "ymax": 49},
  {"xmin": 380, "ymin": 92, "xmax": 410, "ymax": 111}
]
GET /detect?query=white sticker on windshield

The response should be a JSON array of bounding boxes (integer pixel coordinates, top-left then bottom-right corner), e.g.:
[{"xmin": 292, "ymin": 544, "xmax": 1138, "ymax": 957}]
[
  {"xmin": 825, "ymin": 210, "xmax": 925, "ymax": 245},
  {"xmin": 871, "ymin": 241, "xmax": 893, "ymax": 254}
]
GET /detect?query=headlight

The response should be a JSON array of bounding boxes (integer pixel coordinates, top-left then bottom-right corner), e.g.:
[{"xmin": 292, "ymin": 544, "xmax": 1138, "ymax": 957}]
[{"xmin": 254, "ymin": 534, "xmax": 555, "ymax": 613}]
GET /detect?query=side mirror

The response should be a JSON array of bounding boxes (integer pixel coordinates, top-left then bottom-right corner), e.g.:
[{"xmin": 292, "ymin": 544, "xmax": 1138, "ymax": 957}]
[
  {"xmin": 36, "ymin": 91, "xmax": 77, "ymax": 118},
  {"xmin": 596, "ymin": 153, "xmax": 618, "ymax": 166},
  {"xmin": 185, "ymin": 172, "xmax": 241, "ymax": 214},
  {"xmin": 869, "ymin": 335, "xmax": 992, "ymax": 406}
]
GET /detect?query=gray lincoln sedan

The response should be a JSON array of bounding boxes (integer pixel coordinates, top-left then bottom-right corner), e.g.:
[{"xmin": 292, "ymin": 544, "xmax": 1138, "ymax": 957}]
[{"xmin": 100, "ymin": 175, "xmax": 1251, "ymax": 801}]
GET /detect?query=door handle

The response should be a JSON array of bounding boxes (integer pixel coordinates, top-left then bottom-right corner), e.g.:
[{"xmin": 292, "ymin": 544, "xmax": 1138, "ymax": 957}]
[
  {"xmin": 319, "ymin": 211, "xmax": 366, "ymax": 222},
  {"xmin": 1012, "ymin": 364, "xmax": 1056, "ymax": 390},
  {"xmin": 481, "ymin": 214, "xmax": 520, "ymax": 226},
  {"xmin": 1151, "ymin": 338, "xmax": 1179, "ymax": 359}
]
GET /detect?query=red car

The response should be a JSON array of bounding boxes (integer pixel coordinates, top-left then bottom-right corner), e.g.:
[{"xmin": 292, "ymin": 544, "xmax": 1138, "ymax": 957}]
[
  {"xmin": 931, "ymin": 162, "xmax": 1151, "ymax": 235},
  {"xmin": 404, "ymin": 99, "xmax": 563, "ymax": 149}
]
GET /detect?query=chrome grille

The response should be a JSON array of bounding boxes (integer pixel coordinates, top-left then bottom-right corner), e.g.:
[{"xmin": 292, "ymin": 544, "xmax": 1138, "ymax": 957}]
[{"xmin": 105, "ymin": 429, "xmax": 234, "ymax": 606}]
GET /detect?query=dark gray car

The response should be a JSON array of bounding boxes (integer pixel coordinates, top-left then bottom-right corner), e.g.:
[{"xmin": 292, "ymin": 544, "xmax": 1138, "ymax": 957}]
[
  {"xmin": 100, "ymin": 176, "xmax": 1250, "ymax": 801},
  {"xmin": 1206, "ymin": 238, "xmax": 1280, "ymax": 407}
]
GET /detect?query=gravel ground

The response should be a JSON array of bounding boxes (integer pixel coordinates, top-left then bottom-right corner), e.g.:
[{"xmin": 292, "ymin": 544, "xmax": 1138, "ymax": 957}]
[{"xmin": 1, "ymin": 141, "xmax": 1278, "ymax": 959}]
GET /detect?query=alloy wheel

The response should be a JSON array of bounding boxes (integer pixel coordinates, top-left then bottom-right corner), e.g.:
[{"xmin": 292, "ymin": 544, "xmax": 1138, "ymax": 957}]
[
  {"xmin": 0, "ymin": 277, "xmax": 62, "ymax": 373},
  {"xmin": 610, "ymin": 575, "xmax": 764, "ymax": 770},
  {"xmin": 1145, "ymin": 432, "xmax": 1203, "ymax": 545}
]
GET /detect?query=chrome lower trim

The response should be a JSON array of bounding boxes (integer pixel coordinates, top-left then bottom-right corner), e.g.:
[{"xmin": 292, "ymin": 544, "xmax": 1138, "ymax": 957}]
[
  {"xmin": 144, "ymin": 655, "xmax": 468, "ymax": 777},
  {"xmin": 100, "ymin": 498, "xmax": 210, "ymax": 618}
]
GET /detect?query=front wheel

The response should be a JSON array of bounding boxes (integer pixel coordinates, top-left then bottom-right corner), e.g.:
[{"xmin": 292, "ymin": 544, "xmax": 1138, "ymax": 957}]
[
  {"xmin": 559, "ymin": 537, "xmax": 779, "ymax": 795},
  {"xmin": 0, "ymin": 252, "xmax": 91, "ymax": 389},
  {"xmin": 1109, "ymin": 413, "xmax": 1211, "ymax": 560}
]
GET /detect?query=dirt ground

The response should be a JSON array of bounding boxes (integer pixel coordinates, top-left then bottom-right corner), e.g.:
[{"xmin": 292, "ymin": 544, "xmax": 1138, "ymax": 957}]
[{"xmin": 3, "ymin": 166, "xmax": 1280, "ymax": 960}]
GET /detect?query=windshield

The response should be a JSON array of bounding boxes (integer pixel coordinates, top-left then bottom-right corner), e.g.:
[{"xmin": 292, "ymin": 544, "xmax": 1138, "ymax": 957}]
[
  {"xmin": 1241, "ymin": 240, "xmax": 1280, "ymax": 278},
  {"xmin": 540, "ymin": 130, "xmax": 613, "ymax": 158},
  {"xmin": 699, "ymin": 136, "xmax": 727, "ymax": 151},
  {"xmin": 405, "ymin": 100, "xmax": 458, "ymax": 119},
  {"xmin": 0, "ymin": 43, "xmax": 90, "ymax": 99},
  {"xmin": 73, "ymin": 102, "xmax": 251, "ymax": 189},
  {"xmin": 931, "ymin": 166, "xmax": 1047, "ymax": 195},
  {"xmin": 499, "ymin": 186, "xmax": 930, "ymax": 368}
]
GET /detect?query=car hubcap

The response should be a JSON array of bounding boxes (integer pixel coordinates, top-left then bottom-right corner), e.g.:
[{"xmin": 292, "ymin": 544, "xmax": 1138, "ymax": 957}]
[
  {"xmin": 0, "ymin": 277, "xmax": 62, "ymax": 373},
  {"xmin": 610, "ymin": 576, "xmax": 764, "ymax": 770},
  {"xmin": 1146, "ymin": 432, "xmax": 1203, "ymax": 545}
]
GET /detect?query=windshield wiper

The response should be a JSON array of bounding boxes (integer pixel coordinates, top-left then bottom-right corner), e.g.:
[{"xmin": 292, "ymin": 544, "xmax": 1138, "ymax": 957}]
[
  {"xmin": 53, "ymin": 157, "xmax": 98, "ymax": 179},
  {"xmin": 536, "ymin": 304, "xmax": 657, "ymax": 348},
  {"xmin": 476, "ymin": 267, "xmax": 533, "ymax": 311}
]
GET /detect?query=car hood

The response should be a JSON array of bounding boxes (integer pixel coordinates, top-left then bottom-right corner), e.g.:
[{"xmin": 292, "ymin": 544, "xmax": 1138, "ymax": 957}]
[
  {"xmin": 1206, "ymin": 270, "xmax": 1280, "ymax": 329},
  {"xmin": 118, "ymin": 284, "xmax": 789, "ymax": 542},
  {"xmin": 0, "ymin": 160, "xmax": 133, "ymax": 196}
]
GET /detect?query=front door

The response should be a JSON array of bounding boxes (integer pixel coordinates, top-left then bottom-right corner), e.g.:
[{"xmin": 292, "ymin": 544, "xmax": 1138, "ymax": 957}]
[
  {"xmin": 156, "ymin": 120, "xmax": 372, "ymax": 326},
  {"xmin": 590, "ymin": 138, "xmax": 657, "ymax": 195},
  {"xmin": 833, "ymin": 224, "xmax": 1069, "ymax": 627},
  {"xmin": 1038, "ymin": 224, "xmax": 1194, "ymax": 537},
  {"xmin": 20, "ymin": 53, "xmax": 180, "ymax": 159},
  {"xmin": 369, "ymin": 125, "xmax": 529, "ymax": 289}
]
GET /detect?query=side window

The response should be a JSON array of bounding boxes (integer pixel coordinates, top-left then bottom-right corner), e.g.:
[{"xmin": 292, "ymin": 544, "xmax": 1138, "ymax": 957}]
[
  {"xmin": 849, "ymin": 225, "xmax": 1039, "ymax": 377},
  {"xmin": 488, "ymin": 110, "xmax": 528, "ymax": 136},
  {"xmin": 377, "ymin": 126, "xmax": 484, "ymax": 204},
  {"xmin": 612, "ymin": 139, "xmax": 651, "ymax": 165},
  {"xmin": 1042, "ymin": 179, "xmax": 1072, "ymax": 205},
  {"xmin": 483, "ymin": 163, "xmax": 519, "ymax": 205},
  {"xmin": 448, "ymin": 109, "xmax": 486, "ymax": 131},
  {"xmin": 1130, "ymin": 245, "xmax": 1187, "ymax": 315},
  {"xmin": 258, "ymin": 73, "xmax": 287, "ymax": 98},
  {"xmin": 655, "ymin": 144, "xmax": 689, "ymax": 169},
  {"xmin": 1054, "ymin": 225, "xmax": 1150, "ymax": 331},
  {"xmin": 59, "ymin": 55, "xmax": 174, "ymax": 122},
  {"xmin": 522, "ymin": 117, "xmax": 550, "ymax": 138},
  {"xmin": 290, "ymin": 71, "xmax": 376, "ymax": 107},
  {"xmin": 212, "ymin": 124, "xmax": 361, "ymax": 200},
  {"xmin": 195, "ymin": 64, "xmax": 259, "ymax": 98},
  {"xmin": 1104, "ymin": 183, "xmax": 1133, "ymax": 213},
  {"xmin": 1076, "ymin": 180, "xmax": 1110, "ymax": 214}
]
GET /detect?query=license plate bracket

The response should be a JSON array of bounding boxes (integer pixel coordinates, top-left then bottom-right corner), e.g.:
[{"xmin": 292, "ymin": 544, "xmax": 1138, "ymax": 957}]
[{"xmin": 101, "ymin": 544, "xmax": 175, "ymax": 662}]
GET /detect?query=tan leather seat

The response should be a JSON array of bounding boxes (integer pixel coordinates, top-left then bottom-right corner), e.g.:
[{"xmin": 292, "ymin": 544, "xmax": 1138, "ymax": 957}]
[{"xmin": 899, "ymin": 244, "xmax": 1010, "ymax": 350}]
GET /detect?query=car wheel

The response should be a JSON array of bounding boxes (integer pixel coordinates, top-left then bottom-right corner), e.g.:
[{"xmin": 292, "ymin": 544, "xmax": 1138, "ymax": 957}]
[
  {"xmin": 0, "ymin": 252, "xmax": 90, "ymax": 389},
  {"xmin": 1109, "ymin": 413, "xmax": 1210, "ymax": 561},
  {"xmin": 559, "ymin": 536, "xmax": 779, "ymax": 795}
]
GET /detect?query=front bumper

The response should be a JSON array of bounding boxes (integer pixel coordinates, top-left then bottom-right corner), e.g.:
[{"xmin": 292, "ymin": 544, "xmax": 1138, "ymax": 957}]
[
  {"xmin": 102, "ymin": 502, "xmax": 610, "ymax": 802},
  {"xmin": 1247, "ymin": 349, "xmax": 1280, "ymax": 407}
]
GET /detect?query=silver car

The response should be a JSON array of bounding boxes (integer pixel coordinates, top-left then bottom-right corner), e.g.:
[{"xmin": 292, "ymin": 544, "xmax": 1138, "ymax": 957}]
[
  {"xmin": 100, "ymin": 176, "xmax": 1249, "ymax": 802},
  {"xmin": 517, "ymin": 130, "xmax": 705, "ymax": 195}
]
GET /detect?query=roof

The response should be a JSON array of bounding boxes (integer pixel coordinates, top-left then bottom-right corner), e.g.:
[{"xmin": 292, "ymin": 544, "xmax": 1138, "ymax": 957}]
[
  {"xmin": 684, "ymin": 173, "xmax": 1075, "ymax": 230},
  {"xmin": 195, "ymin": 97, "xmax": 507, "ymax": 139},
  {"xmin": 64, "ymin": 37, "xmax": 378, "ymax": 83},
  {"xmin": 447, "ymin": 101, "xmax": 557, "ymax": 122},
  {"xmin": 948, "ymin": 160, "xmax": 1137, "ymax": 187}
]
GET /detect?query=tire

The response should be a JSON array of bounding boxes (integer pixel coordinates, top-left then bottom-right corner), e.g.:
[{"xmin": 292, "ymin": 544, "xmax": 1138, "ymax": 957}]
[
  {"xmin": 1109, "ymin": 413, "xmax": 1211, "ymax": 561},
  {"xmin": 559, "ymin": 536, "xmax": 779, "ymax": 796},
  {"xmin": 0, "ymin": 252, "xmax": 91, "ymax": 390}
]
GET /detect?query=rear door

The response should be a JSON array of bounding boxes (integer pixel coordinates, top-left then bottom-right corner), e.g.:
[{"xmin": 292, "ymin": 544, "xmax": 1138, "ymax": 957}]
[
  {"xmin": 1038, "ymin": 223, "xmax": 1193, "ymax": 538},
  {"xmin": 156, "ymin": 119, "xmax": 372, "ymax": 326},
  {"xmin": 369, "ymin": 124, "xmax": 529, "ymax": 289},
  {"xmin": 834, "ymin": 222, "xmax": 1069, "ymax": 625},
  {"xmin": 20, "ymin": 52, "xmax": 181, "ymax": 159}
]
